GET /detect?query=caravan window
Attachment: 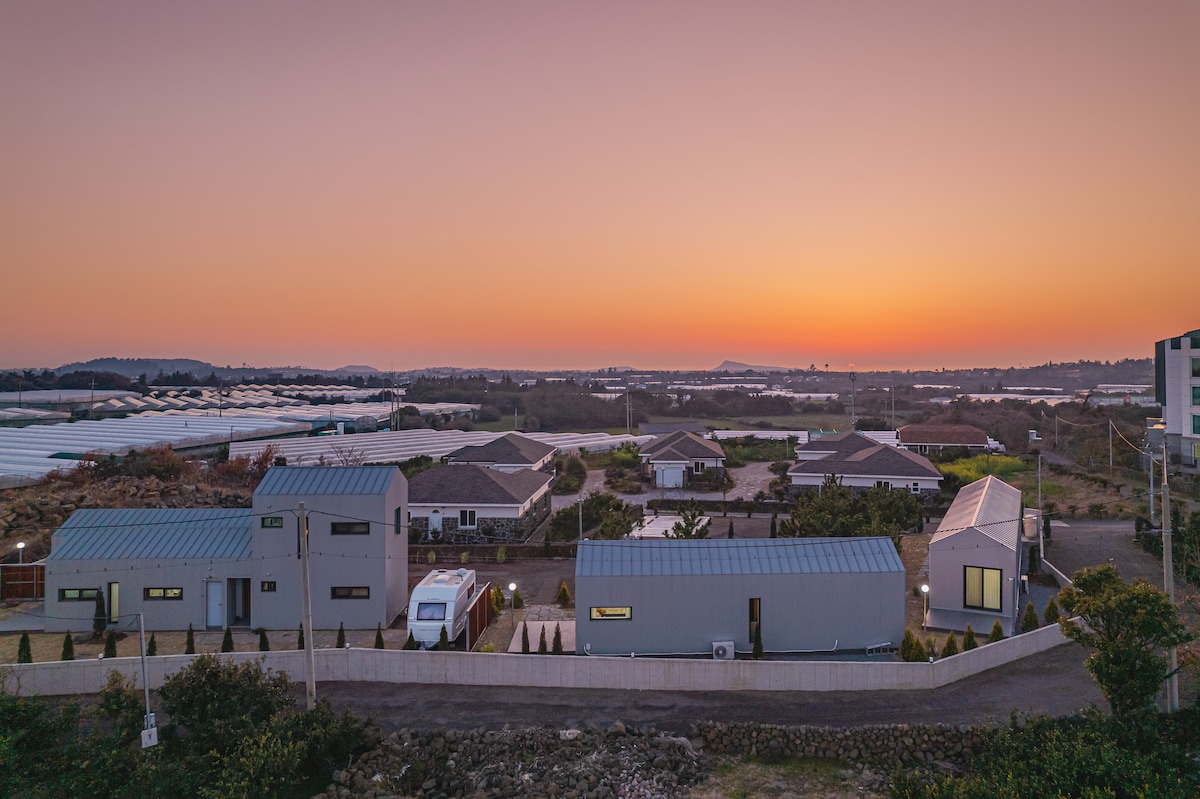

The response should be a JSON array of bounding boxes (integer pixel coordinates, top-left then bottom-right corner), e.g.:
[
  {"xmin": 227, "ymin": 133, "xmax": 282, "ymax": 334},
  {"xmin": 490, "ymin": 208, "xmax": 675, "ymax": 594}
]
[{"xmin": 416, "ymin": 602, "xmax": 446, "ymax": 621}]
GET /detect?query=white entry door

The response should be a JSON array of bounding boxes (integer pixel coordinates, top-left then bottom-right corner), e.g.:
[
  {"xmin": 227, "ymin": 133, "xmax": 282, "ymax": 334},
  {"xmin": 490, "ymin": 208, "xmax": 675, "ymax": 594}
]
[
  {"xmin": 206, "ymin": 581, "xmax": 223, "ymax": 629},
  {"xmin": 430, "ymin": 510, "xmax": 442, "ymax": 532}
]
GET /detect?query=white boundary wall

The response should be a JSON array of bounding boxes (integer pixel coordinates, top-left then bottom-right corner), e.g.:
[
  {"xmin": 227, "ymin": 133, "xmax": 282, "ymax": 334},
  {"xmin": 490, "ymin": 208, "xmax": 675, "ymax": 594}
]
[{"xmin": 3, "ymin": 624, "xmax": 1070, "ymax": 697}]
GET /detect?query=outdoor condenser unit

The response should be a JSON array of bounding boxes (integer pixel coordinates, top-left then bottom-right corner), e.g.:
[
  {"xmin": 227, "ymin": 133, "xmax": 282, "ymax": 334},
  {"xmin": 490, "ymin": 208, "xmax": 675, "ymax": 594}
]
[{"xmin": 712, "ymin": 641, "xmax": 735, "ymax": 660}]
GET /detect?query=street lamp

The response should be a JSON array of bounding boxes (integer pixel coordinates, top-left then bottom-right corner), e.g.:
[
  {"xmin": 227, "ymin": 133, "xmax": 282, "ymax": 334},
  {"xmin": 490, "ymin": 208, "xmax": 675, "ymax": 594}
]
[
  {"xmin": 920, "ymin": 584, "xmax": 929, "ymax": 630},
  {"xmin": 508, "ymin": 582, "xmax": 517, "ymax": 637},
  {"xmin": 16, "ymin": 542, "xmax": 25, "ymax": 564}
]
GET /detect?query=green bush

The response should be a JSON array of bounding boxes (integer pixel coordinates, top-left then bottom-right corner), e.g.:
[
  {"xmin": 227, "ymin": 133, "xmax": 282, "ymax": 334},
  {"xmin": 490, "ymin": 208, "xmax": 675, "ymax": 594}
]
[
  {"xmin": 555, "ymin": 580, "xmax": 572, "ymax": 607},
  {"xmin": 537, "ymin": 625, "xmax": 548, "ymax": 654},
  {"xmin": 962, "ymin": 625, "xmax": 978, "ymax": 651},
  {"xmin": 403, "ymin": 631, "xmax": 418, "ymax": 650},
  {"xmin": 1043, "ymin": 596, "xmax": 1061, "ymax": 625},
  {"xmin": 552, "ymin": 623, "xmax": 563, "ymax": 654},
  {"xmin": 988, "ymin": 620, "xmax": 1005, "ymax": 643},
  {"xmin": 512, "ymin": 588, "xmax": 524, "ymax": 609},
  {"xmin": 147, "ymin": 632, "xmax": 157, "ymax": 656},
  {"xmin": 18, "ymin": 632, "xmax": 32, "ymax": 663},
  {"xmin": 374, "ymin": 624, "xmax": 385, "ymax": 649},
  {"xmin": 1020, "ymin": 602, "xmax": 1040, "ymax": 634},
  {"xmin": 941, "ymin": 633, "xmax": 958, "ymax": 658},
  {"xmin": 437, "ymin": 625, "xmax": 450, "ymax": 651},
  {"xmin": 259, "ymin": 629, "xmax": 270, "ymax": 652},
  {"xmin": 61, "ymin": 632, "xmax": 75, "ymax": 661},
  {"xmin": 221, "ymin": 628, "xmax": 235, "ymax": 653},
  {"xmin": 899, "ymin": 629, "xmax": 926, "ymax": 662},
  {"xmin": 521, "ymin": 622, "xmax": 530, "ymax": 654},
  {"xmin": 336, "ymin": 622, "xmax": 346, "ymax": 649},
  {"xmin": 297, "ymin": 624, "xmax": 305, "ymax": 650},
  {"xmin": 103, "ymin": 631, "xmax": 118, "ymax": 659}
]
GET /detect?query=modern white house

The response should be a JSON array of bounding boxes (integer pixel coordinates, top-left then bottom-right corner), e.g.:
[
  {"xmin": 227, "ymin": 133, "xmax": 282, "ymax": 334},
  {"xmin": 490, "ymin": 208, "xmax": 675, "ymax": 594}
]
[
  {"xmin": 445, "ymin": 433, "xmax": 556, "ymax": 474},
  {"xmin": 639, "ymin": 430, "xmax": 726, "ymax": 488},
  {"xmin": 925, "ymin": 475, "xmax": 1024, "ymax": 636},
  {"xmin": 1154, "ymin": 328, "xmax": 1200, "ymax": 469},
  {"xmin": 407, "ymin": 465, "xmax": 552, "ymax": 542},
  {"xmin": 788, "ymin": 432, "xmax": 942, "ymax": 495},
  {"xmin": 575, "ymin": 538, "xmax": 905, "ymax": 657},
  {"xmin": 43, "ymin": 465, "xmax": 408, "ymax": 632}
]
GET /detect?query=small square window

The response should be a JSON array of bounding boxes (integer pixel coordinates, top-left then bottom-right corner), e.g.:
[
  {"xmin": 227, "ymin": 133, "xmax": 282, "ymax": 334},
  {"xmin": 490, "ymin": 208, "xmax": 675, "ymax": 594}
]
[
  {"xmin": 1192, "ymin": 358, "xmax": 1200, "ymax": 378},
  {"xmin": 1192, "ymin": 386, "xmax": 1200, "ymax": 407},
  {"xmin": 261, "ymin": 581, "xmax": 277, "ymax": 592},
  {"xmin": 261, "ymin": 516, "xmax": 284, "ymax": 528},
  {"xmin": 331, "ymin": 522, "xmax": 370, "ymax": 535},
  {"xmin": 331, "ymin": 586, "xmax": 370, "ymax": 599},
  {"xmin": 144, "ymin": 587, "xmax": 182, "ymax": 601}
]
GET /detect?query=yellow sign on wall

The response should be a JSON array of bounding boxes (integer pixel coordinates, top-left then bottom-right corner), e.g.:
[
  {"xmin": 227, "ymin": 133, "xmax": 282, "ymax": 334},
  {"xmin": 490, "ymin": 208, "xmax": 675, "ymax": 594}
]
[{"xmin": 589, "ymin": 606, "xmax": 632, "ymax": 620}]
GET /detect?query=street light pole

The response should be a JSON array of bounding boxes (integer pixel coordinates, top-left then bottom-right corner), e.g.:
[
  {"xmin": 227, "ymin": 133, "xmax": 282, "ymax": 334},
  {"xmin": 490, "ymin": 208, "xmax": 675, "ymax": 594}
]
[
  {"xmin": 508, "ymin": 582, "xmax": 517, "ymax": 638},
  {"xmin": 16, "ymin": 541, "xmax": 25, "ymax": 564},
  {"xmin": 920, "ymin": 584, "xmax": 929, "ymax": 631}
]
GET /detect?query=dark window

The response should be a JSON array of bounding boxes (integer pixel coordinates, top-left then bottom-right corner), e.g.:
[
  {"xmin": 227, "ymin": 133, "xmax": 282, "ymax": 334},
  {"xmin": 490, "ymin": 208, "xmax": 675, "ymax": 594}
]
[
  {"xmin": 261, "ymin": 581, "xmax": 277, "ymax": 592},
  {"xmin": 261, "ymin": 516, "xmax": 284, "ymax": 528},
  {"xmin": 1193, "ymin": 415, "xmax": 1200, "ymax": 435},
  {"xmin": 964, "ymin": 566, "xmax": 1002, "ymax": 611},
  {"xmin": 1192, "ymin": 387, "xmax": 1200, "ymax": 407},
  {"xmin": 331, "ymin": 522, "xmax": 370, "ymax": 535},
  {"xmin": 58, "ymin": 588, "xmax": 98, "ymax": 602},
  {"xmin": 875, "ymin": 480, "xmax": 891, "ymax": 489},
  {"xmin": 458, "ymin": 510, "xmax": 476, "ymax": 528},
  {"xmin": 1192, "ymin": 358, "xmax": 1200, "ymax": 378},
  {"xmin": 1171, "ymin": 338, "xmax": 1181, "ymax": 349},
  {"xmin": 394, "ymin": 507, "xmax": 403, "ymax": 535},
  {"xmin": 693, "ymin": 462, "xmax": 705, "ymax": 474},
  {"xmin": 144, "ymin": 587, "xmax": 182, "ymax": 601},
  {"xmin": 416, "ymin": 602, "xmax": 446, "ymax": 620},
  {"xmin": 749, "ymin": 597, "xmax": 761, "ymax": 645},
  {"xmin": 331, "ymin": 586, "xmax": 370, "ymax": 599}
]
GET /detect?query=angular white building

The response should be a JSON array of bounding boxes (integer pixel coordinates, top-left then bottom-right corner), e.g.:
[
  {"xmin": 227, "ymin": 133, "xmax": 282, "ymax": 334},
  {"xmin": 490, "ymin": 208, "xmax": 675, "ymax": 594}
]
[{"xmin": 1154, "ymin": 328, "xmax": 1200, "ymax": 469}]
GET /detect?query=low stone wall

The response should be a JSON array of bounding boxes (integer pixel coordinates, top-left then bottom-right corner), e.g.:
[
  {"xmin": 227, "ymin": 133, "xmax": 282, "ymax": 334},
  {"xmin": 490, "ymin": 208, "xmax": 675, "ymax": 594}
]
[{"xmin": 696, "ymin": 720, "xmax": 982, "ymax": 769}]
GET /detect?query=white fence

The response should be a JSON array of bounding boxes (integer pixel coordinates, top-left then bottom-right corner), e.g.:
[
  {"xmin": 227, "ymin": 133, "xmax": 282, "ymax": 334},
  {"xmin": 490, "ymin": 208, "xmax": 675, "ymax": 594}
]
[{"xmin": 3, "ymin": 623, "xmax": 1069, "ymax": 697}]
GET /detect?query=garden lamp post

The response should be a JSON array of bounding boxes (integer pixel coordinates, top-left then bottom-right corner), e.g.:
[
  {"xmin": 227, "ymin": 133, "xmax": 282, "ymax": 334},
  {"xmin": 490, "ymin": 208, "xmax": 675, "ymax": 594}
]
[
  {"xmin": 17, "ymin": 541, "xmax": 25, "ymax": 564},
  {"xmin": 920, "ymin": 584, "xmax": 929, "ymax": 630},
  {"xmin": 508, "ymin": 582, "xmax": 517, "ymax": 636}
]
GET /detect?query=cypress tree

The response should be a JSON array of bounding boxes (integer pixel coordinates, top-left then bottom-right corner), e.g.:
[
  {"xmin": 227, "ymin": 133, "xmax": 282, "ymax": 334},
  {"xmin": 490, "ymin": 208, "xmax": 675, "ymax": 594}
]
[
  {"xmin": 61, "ymin": 632, "xmax": 75, "ymax": 661},
  {"xmin": 941, "ymin": 632, "xmax": 958, "ymax": 658},
  {"xmin": 103, "ymin": 631, "xmax": 117, "ymax": 659},
  {"xmin": 221, "ymin": 628, "xmax": 234, "ymax": 653},
  {"xmin": 552, "ymin": 623, "xmax": 563, "ymax": 654},
  {"xmin": 727, "ymin": 520, "xmax": 734, "ymax": 539},
  {"xmin": 555, "ymin": 580, "xmax": 571, "ymax": 607},
  {"xmin": 93, "ymin": 588, "xmax": 107, "ymax": 639},
  {"xmin": 537, "ymin": 625, "xmax": 547, "ymax": 654},
  {"xmin": 403, "ymin": 631, "xmax": 418, "ymax": 650},
  {"xmin": 521, "ymin": 621, "xmax": 530, "ymax": 654},
  {"xmin": 147, "ymin": 633, "xmax": 157, "ymax": 656},
  {"xmin": 185, "ymin": 623, "xmax": 195, "ymax": 654},
  {"xmin": 17, "ymin": 632, "xmax": 32, "ymax": 663},
  {"xmin": 375, "ymin": 623, "xmax": 385, "ymax": 649},
  {"xmin": 962, "ymin": 624, "xmax": 978, "ymax": 651},
  {"xmin": 1020, "ymin": 602, "xmax": 1040, "ymax": 634},
  {"xmin": 512, "ymin": 589, "xmax": 524, "ymax": 610},
  {"xmin": 336, "ymin": 622, "xmax": 346, "ymax": 648},
  {"xmin": 899, "ymin": 629, "xmax": 925, "ymax": 662},
  {"xmin": 258, "ymin": 629, "xmax": 270, "ymax": 651},
  {"xmin": 437, "ymin": 624, "xmax": 450, "ymax": 651},
  {"xmin": 988, "ymin": 620, "xmax": 1005, "ymax": 643},
  {"xmin": 769, "ymin": 515, "xmax": 777, "ymax": 539},
  {"xmin": 752, "ymin": 623, "xmax": 763, "ymax": 660},
  {"xmin": 1043, "ymin": 596, "xmax": 1061, "ymax": 625},
  {"xmin": 297, "ymin": 624, "xmax": 305, "ymax": 650}
]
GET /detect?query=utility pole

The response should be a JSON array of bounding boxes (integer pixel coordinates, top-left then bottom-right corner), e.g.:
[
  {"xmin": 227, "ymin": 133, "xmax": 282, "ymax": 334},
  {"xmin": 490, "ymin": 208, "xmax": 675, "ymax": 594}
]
[
  {"xmin": 1108, "ymin": 420, "xmax": 1113, "ymax": 473},
  {"xmin": 625, "ymin": 385, "xmax": 631, "ymax": 436},
  {"xmin": 137, "ymin": 613, "xmax": 157, "ymax": 748},
  {"xmin": 298, "ymin": 503, "xmax": 316, "ymax": 711},
  {"xmin": 1037, "ymin": 454, "xmax": 1043, "ymax": 565},
  {"xmin": 578, "ymin": 487, "xmax": 584, "ymax": 539},
  {"xmin": 1148, "ymin": 449, "xmax": 1155, "ymax": 528},
  {"xmin": 1162, "ymin": 443, "xmax": 1178, "ymax": 712}
]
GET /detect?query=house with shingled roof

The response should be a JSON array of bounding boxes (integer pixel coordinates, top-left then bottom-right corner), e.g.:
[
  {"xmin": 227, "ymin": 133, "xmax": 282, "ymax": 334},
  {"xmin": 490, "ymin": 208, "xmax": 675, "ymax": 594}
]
[
  {"xmin": 638, "ymin": 430, "xmax": 726, "ymax": 488},
  {"xmin": 445, "ymin": 433, "xmax": 556, "ymax": 474},
  {"xmin": 407, "ymin": 465, "xmax": 552, "ymax": 543},
  {"xmin": 897, "ymin": 423, "xmax": 991, "ymax": 455},
  {"xmin": 787, "ymin": 432, "xmax": 942, "ymax": 495}
]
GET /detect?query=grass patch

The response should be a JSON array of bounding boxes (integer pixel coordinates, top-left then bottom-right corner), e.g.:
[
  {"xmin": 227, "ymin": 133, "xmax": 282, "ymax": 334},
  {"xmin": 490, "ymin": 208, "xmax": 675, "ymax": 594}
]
[
  {"xmin": 938, "ymin": 454, "xmax": 1029, "ymax": 483},
  {"xmin": 692, "ymin": 755, "xmax": 882, "ymax": 799}
]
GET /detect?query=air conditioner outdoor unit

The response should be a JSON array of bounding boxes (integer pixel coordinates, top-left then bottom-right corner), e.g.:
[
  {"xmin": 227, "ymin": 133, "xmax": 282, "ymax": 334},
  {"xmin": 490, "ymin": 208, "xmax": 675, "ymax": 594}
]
[{"xmin": 712, "ymin": 641, "xmax": 735, "ymax": 660}]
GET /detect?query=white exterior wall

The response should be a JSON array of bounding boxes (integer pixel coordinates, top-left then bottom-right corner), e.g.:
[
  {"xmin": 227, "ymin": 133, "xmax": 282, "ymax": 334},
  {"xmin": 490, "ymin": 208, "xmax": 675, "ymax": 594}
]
[
  {"xmin": 790, "ymin": 473, "xmax": 940, "ymax": 491},
  {"xmin": 1161, "ymin": 336, "xmax": 1200, "ymax": 467},
  {"xmin": 928, "ymin": 527, "xmax": 1021, "ymax": 636}
]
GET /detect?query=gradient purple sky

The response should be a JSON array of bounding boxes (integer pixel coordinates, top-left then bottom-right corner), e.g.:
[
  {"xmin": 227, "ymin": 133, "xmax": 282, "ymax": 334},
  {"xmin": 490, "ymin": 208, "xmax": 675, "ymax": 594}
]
[{"xmin": 2, "ymin": 2, "xmax": 1197, "ymax": 372}]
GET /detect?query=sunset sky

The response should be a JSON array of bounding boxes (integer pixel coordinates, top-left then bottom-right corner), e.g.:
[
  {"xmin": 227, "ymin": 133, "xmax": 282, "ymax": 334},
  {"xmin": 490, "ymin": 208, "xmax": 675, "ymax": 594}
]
[{"xmin": 2, "ymin": 2, "xmax": 1197, "ymax": 373}]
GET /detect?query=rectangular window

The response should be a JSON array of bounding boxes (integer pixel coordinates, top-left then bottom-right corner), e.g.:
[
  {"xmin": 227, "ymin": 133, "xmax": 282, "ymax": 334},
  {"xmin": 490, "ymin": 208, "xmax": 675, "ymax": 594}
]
[
  {"xmin": 1194, "ymin": 415, "xmax": 1200, "ymax": 436},
  {"xmin": 589, "ymin": 607, "xmax": 632, "ymax": 620},
  {"xmin": 1192, "ymin": 358, "xmax": 1200, "ymax": 378},
  {"xmin": 875, "ymin": 480, "xmax": 891, "ymax": 489},
  {"xmin": 331, "ymin": 586, "xmax": 370, "ymax": 599},
  {"xmin": 261, "ymin": 581, "xmax": 277, "ymax": 592},
  {"xmin": 1193, "ymin": 387, "xmax": 1200, "ymax": 407},
  {"xmin": 964, "ymin": 566, "xmax": 1002, "ymax": 612},
  {"xmin": 144, "ymin": 587, "xmax": 182, "ymax": 601},
  {"xmin": 749, "ymin": 597, "xmax": 761, "ymax": 644},
  {"xmin": 261, "ymin": 516, "xmax": 283, "ymax": 528},
  {"xmin": 458, "ymin": 510, "xmax": 476, "ymax": 528},
  {"xmin": 912, "ymin": 482, "xmax": 921, "ymax": 493},
  {"xmin": 416, "ymin": 602, "xmax": 446, "ymax": 620},
  {"xmin": 330, "ymin": 522, "xmax": 370, "ymax": 535},
  {"xmin": 58, "ymin": 588, "xmax": 98, "ymax": 602},
  {"xmin": 693, "ymin": 462, "xmax": 706, "ymax": 474}
]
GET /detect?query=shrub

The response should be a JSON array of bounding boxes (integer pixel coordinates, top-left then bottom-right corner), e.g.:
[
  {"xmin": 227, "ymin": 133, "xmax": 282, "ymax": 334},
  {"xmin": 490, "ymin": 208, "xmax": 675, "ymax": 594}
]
[
  {"xmin": 403, "ymin": 631, "xmax": 418, "ymax": 650},
  {"xmin": 1043, "ymin": 595, "xmax": 1061, "ymax": 625},
  {"xmin": 521, "ymin": 622, "xmax": 530, "ymax": 654},
  {"xmin": 426, "ymin": 549, "xmax": 436, "ymax": 564},
  {"xmin": 727, "ymin": 520, "xmax": 734, "ymax": 539},
  {"xmin": 460, "ymin": 551, "xmax": 469, "ymax": 564},
  {"xmin": 258, "ymin": 629, "xmax": 270, "ymax": 652},
  {"xmin": 147, "ymin": 632, "xmax": 157, "ymax": 656},
  {"xmin": 221, "ymin": 628, "xmax": 234, "ymax": 653},
  {"xmin": 963, "ymin": 624, "xmax": 978, "ymax": 651},
  {"xmin": 336, "ymin": 623, "xmax": 346, "ymax": 649},
  {"xmin": 555, "ymin": 580, "xmax": 571, "ymax": 607},
  {"xmin": 496, "ymin": 546, "xmax": 506, "ymax": 564},
  {"xmin": 297, "ymin": 624, "xmax": 305, "ymax": 650},
  {"xmin": 436, "ymin": 625, "xmax": 450, "ymax": 651},
  {"xmin": 93, "ymin": 588, "xmax": 106, "ymax": 639},
  {"xmin": 61, "ymin": 632, "xmax": 75, "ymax": 661},
  {"xmin": 490, "ymin": 584, "xmax": 505, "ymax": 616},
  {"xmin": 104, "ymin": 631, "xmax": 118, "ymax": 659},
  {"xmin": 923, "ymin": 636, "xmax": 938, "ymax": 661},
  {"xmin": 479, "ymin": 643, "xmax": 496, "ymax": 652},
  {"xmin": 899, "ymin": 629, "xmax": 926, "ymax": 662},
  {"xmin": 512, "ymin": 588, "xmax": 524, "ymax": 609},
  {"xmin": 552, "ymin": 623, "xmax": 563, "ymax": 654},
  {"xmin": 537, "ymin": 625, "xmax": 548, "ymax": 654},
  {"xmin": 1020, "ymin": 602, "xmax": 1040, "ymax": 633},
  {"xmin": 988, "ymin": 620, "xmax": 1005, "ymax": 643},
  {"xmin": 374, "ymin": 624, "xmax": 385, "ymax": 649},
  {"xmin": 18, "ymin": 632, "xmax": 32, "ymax": 663},
  {"xmin": 941, "ymin": 633, "xmax": 958, "ymax": 658},
  {"xmin": 752, "ymin": 624, "xmax": 763, "ymax": 660},
  {"xmin": 186, "ymin": 623, "xmax": 195, "ymax": 654}
]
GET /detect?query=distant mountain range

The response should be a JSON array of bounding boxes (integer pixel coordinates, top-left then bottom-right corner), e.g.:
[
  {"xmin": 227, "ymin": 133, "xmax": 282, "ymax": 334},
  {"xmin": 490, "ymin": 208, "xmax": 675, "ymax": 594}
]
[
  {"xmin": 710, "ymin": 360, "xmax": 794, "ymax": 373},
  {"xmin": 51, "ymin": 357, "xmax": 379, "ymax": 380}
]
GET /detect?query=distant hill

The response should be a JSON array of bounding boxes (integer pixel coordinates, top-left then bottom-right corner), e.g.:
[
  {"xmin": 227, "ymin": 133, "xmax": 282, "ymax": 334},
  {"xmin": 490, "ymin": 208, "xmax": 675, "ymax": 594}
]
[
  {"xmin": 55, "ymin": 357, "xmax": 220, "ymax": 378},
  {"xmin": 711, "ymin": 360, "xmax": 794, "ymax": 373},
  {"xmin": 335, "ymin": 364, "xmax": 381, "ymax": 375}
]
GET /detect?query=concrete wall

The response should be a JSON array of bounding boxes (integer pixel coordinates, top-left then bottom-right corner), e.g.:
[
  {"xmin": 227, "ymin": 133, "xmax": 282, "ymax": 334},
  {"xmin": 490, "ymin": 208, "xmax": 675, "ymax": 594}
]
[
  {"xmin": 575, "ymin": 570, "xmax": 904, "ymax": 656},
  {"xmin": 2, "ymin": 622, "xmax": 1070, "ymax": 697}
]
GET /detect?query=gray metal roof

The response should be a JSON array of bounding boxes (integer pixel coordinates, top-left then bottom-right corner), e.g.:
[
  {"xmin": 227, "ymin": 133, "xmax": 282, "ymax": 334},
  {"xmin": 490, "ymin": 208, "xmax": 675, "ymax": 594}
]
[
  {"xmin": 254, "ymin": 465, "xmax": 399, "ymax": 496},
  {"xmin": 48, "ymin": 508, "xmax": 253, "ymax": 561},
  {"xmin": 931, "ymin": 475, "xmax": 1021, "ymax": 550},
  {"xmin": 576, "ymin": 537, "xmax": 903, "ymax": 578}
]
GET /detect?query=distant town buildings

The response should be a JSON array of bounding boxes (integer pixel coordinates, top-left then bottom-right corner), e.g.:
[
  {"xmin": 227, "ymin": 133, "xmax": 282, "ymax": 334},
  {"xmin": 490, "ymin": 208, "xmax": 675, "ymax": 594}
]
[{"xmin": 1154, "ymin": 328, "xmax": 1200, "ymax": 469}]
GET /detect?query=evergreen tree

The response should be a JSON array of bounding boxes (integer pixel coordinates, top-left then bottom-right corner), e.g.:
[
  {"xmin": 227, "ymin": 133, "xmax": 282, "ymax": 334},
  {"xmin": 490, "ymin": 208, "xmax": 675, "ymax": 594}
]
[
  {"xmin": 512, "ymin": 589, "xmax": 524, "ymax": 610},
  {"xmin": 1020, "ymin": 602, "xmax": 1040, "ymax": 634},
  {"xmin": 769, "ymin": 515, "xmax": 777, "ymax": 539},
  {"xmin": 221, "ymin": 628, "xmax": 234, "ymax": 653},
  {"xmin": 752, "ymin": 623, "xmax": 763, "ymax": 660},
  {"xmin": 899, "ymin": 629, "xmax": 926, "ymax": 662},
  {"xmin": 336, "ymin": 622, "xmax": 346, "ymax": 648},
  {"xmin": 923, "ymin": 635, "xmax": 938, "ymax": 661},
  {"xmin": 941, "ymin": 632, "xmax": 958, "ymax": 658},
  {"xmin": 403, "ymin": 631, "xmax": 418, "ymax": 650},
  {"xmin": 436, "ymin": 625, "xmax": 450, "ymax": 651},
  {"xmin": 93, "ymin": 587, "xmax": 107, "ymax": 639},
  {"xmin": 537, "ymin": 625, "xmax": 547, "ymax": 654},
  {"xmin": 147, "ymin": 633, "xmax": 157, "ymax": 656},
  {"xmin": 552, "ymin": 623, "xmax": 563, "ymax": 654},
  {"xmin": 185, "ymin": 623, "xmax": 195, "ymax": 655},
  {"xmin": 988, "ymin": 620, "xmax": 1005, "ymax": 643},
  {"xmin": 61, "ymin": 632, "xmax": 75, "ymax": 661},
  {"xmin": 258, "ymin": 630, "xmax": 270, "ymax": 652},
  {"xmin": 521, "ymin": 621, "xmax": 530, "ymax": 653},
  {"xmin": 962, "ymin": 624, "xmax": 978, "ymax": 651},
  {"xmin": 104, "ymin": 631, "xmax": 118, "ymax": 658},
  {"xmin": 297, "ymin": 624, "xmax": 305, "ymax": 650},
  {"xmin": 18, "ymin": 631, "xmax": 32, "ymax": 663},
  {"xmin": 555, "ymin": 580, "xmax": 571, "ymax": 607},
  {"xmin": 727, "ymin": 519, "xmax": 734, "ymax": 539},
  {"xmin": 1043, "ymin": 595, "xmax": 1061, "ymax": 625},
  {"xmin": 374, "ymin": 623, "xmax": 385, "ymax": 649}
]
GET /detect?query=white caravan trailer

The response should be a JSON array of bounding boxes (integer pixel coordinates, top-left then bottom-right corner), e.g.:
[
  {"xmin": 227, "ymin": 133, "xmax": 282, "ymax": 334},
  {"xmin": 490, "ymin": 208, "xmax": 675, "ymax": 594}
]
[{"xmin": 407, "ymin": 568, "xmax": 477, "ymax": 647}]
